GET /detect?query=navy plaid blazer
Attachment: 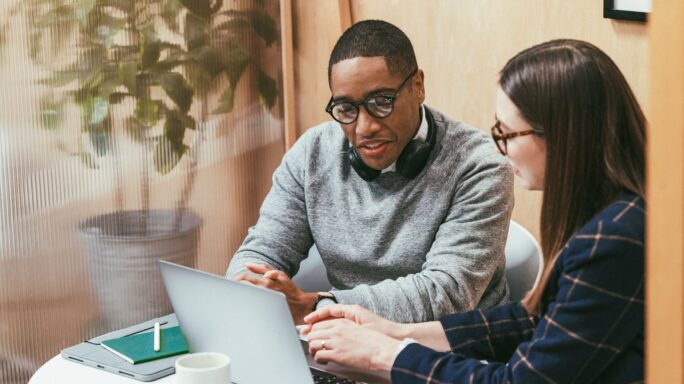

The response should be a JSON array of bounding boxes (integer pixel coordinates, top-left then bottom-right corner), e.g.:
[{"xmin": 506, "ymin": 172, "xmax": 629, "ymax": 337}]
[{"xmin": 392, "ymin": 194, "xmax": 644, "ymax": 383}]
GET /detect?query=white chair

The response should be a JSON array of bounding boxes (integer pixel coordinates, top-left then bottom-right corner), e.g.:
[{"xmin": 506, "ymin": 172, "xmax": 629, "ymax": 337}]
[
  {"xmin": 292, "ymin": 220, "xmax": 542, "ymax": 302},
  {"xmin": 292, "ymin": 246, "xmax": 333, "ymax": 292},
  {"xmin": 504, "ymin": 221, "xmax": 543, "ymax": 302}
]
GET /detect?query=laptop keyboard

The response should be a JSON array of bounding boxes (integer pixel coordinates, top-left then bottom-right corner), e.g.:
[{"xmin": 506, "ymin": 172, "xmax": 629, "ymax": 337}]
[{"xmin": 311, "ymin": 368, "xmax": 364, "ymax": 384}]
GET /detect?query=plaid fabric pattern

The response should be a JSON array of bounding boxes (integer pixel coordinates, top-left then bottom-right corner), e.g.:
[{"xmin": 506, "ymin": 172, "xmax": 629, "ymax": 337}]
[{"xmin": 392, "ymin": 194, "xmax": 644, "ymax": 384}]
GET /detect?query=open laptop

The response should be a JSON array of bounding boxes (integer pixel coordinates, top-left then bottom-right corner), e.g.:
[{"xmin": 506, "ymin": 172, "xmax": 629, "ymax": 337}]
[{"xmin": 159, "ymin": 260, "xmax": 390, "ymax": 384}]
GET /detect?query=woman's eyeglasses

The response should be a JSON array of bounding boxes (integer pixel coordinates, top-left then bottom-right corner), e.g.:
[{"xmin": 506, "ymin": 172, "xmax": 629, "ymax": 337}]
[
  {"xmin": 325, "ymin": 69, "xmax": 417, "ymax": 125},
  {"xmin": 491, "ymin": 121, "xmax": 539, "ymax": 155}
]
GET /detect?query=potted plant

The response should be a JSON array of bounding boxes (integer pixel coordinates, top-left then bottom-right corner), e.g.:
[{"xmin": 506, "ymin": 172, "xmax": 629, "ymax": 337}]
[{"xmin": 27, "ymin": 0, "xmax": 279, "ymax": 329}]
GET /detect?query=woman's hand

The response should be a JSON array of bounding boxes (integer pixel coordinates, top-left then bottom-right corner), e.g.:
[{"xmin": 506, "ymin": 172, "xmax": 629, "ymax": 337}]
[
  {"xmin": 306, "ymin": 318, "xmax": 401, "ymax": 371},
  {"xmin": 302, "ymin": 304, "xmax": 404, "ymax": 338}
]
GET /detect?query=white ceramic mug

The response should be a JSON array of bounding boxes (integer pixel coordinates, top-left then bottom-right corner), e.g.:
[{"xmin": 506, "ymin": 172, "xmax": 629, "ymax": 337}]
[{"xmin": 175, "ymin": 352, "xmax": 231, "ymax": 384}]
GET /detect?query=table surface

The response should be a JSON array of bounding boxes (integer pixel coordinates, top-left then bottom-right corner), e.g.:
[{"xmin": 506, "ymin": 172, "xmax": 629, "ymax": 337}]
[
  {"xmin": 30, "ymin": 355, "xmax": 174, "ymax": 384},
  {"xmin": 30, "ymin": 354, "xmax": 391, "ymax": 384}
]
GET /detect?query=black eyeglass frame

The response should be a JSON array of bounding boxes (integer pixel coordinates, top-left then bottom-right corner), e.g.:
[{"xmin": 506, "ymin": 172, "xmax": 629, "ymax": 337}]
[
  {"xmin": 490, "ymin": 121, "xmax": 541, "ymax": 155},
  {"xmin": 325, "ymin": 69, "xmax": 418, "ymax": 125}
]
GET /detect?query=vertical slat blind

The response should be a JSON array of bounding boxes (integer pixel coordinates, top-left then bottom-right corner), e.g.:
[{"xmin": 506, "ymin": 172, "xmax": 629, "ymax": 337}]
[{"xmin": 0, "ymin": 1, "xmax": 285, "ymax": 383}]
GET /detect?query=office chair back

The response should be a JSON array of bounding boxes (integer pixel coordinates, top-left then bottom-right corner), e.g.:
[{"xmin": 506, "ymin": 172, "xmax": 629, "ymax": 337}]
[
  {"xmin": 504, "ymin": 221, "xmax": 542, "ymax": 302},
  {"xmin": 292, "ymin": 246, "xmax": 333, "ymax": 292},
  {"xmin": 292, "ymin": 220, "xmax": 542, "ymax": 302}
]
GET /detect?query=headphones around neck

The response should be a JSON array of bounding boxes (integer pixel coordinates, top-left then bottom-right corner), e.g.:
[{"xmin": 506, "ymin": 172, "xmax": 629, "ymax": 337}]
[{"xmin": 347, "ymin": 107, "xmax": 437, "ymax": 182}]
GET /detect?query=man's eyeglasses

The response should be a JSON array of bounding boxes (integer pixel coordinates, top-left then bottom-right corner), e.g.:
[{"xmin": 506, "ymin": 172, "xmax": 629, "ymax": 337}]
[
  {"xmin": 325, "ymin": 69, "xmax": 417, "ymax": 125},
  {"xmin": 491, "ymin": 121, "xmax": 539, "ymax": 155}
]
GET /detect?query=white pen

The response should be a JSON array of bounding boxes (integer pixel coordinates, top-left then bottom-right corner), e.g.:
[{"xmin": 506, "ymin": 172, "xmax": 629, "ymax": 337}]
[{"xmin": 153, "ymin": 322, "xmax": 161, "ymax": 352}]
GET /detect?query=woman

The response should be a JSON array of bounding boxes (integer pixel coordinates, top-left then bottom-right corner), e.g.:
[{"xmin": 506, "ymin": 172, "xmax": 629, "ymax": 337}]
[{"xmin": 302, "ymin": 39, "xmax": 645, "ymax": 383}]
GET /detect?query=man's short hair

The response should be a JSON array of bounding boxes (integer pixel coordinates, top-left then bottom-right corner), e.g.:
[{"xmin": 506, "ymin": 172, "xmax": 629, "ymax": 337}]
[{"xmin": 328, "ymin": 20, "xmax": 418, "ymax": 82}]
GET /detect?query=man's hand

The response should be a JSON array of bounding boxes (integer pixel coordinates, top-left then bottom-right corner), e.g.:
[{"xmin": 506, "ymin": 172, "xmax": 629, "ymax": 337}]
[{"xmin": 235, "ymin": 263, "xmax": 317, "ymax": 325}]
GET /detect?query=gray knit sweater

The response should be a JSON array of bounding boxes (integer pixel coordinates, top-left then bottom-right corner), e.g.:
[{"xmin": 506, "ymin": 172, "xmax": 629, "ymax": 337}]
[{"xmin": 226, "ymin": 106, "xmax": 514, "ymax": 323}]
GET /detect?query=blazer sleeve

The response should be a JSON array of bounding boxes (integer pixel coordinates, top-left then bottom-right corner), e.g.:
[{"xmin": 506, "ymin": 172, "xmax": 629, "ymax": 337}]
[
  {"xmin": 438, "ymin": 301, "xmax": 537, "ymax": 362},
  {"xmin": 391, "ymin": 218, "xmax": 644, "ymax": 384}
]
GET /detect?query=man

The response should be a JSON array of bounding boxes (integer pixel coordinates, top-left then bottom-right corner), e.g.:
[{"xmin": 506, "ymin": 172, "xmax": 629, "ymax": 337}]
[{"xmin": 226, "ymin": 20, "xmax": 513, "ymax": 324}]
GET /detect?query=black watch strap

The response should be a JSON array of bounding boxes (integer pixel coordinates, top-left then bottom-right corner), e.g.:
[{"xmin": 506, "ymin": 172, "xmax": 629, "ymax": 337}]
[{"xmin": 313, "ymin": 291, "xmax": 337, "ymax": 311}]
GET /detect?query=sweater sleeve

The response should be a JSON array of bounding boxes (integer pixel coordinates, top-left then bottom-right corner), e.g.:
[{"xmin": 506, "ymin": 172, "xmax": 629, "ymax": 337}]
[
  {"xmin": 225, "ymin": 133, "xmax": 313, "ymax": 278},
  {"xmin": 333, "ymin": 149, "xmax": 514, "ymax": 322},
  {"xmin": 390, "ymin": 217, "xmax": 645, "ymax": 383}
]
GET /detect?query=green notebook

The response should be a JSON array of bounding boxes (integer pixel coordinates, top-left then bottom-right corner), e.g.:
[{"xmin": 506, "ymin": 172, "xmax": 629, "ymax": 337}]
[{"xmin": 101, "ymin": 325, "xmax": 189, "ymax": 364}]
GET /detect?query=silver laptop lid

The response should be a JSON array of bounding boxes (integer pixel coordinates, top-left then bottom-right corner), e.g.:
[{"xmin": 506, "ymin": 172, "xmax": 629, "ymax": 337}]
[{"xmin": 159, "ymin": 260, "xmax": 314, "ymax": 384}]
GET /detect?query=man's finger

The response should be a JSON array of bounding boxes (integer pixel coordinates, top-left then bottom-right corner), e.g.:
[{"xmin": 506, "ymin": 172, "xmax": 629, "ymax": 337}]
[
  {"xmin": 264, "ymin": 269, "xmax": 287, "ymax": 281},
  {"xmin": 236, "ymin": 274, "xmax": 269, "ymax": 286},
  {"xmin": 245, "ymin": 263, "xmax": 274, "ymax": 274}
]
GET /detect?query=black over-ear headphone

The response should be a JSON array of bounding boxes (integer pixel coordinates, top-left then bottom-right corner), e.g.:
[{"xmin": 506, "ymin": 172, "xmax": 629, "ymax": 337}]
[{"xmin": 347, "ymin": 108, "xmax": 436, "ymax": 182}]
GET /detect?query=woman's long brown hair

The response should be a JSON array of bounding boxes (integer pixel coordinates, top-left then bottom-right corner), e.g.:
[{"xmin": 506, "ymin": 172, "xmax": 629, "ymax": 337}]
[{"xmin": 498, "ymin": 40, "xmax": 646, "ymax": 315}]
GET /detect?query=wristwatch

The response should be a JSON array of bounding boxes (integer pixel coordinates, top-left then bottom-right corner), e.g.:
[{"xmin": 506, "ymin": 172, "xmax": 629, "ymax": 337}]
[{"xmin": 313, "ymin": 291, "xmax": 337, "ymax": 311}]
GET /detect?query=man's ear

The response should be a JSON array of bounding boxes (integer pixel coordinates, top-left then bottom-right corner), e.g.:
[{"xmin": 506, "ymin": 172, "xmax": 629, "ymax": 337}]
[{"xmin": 413, "ymin": 69, "xmax": 426, "ymax": 103}]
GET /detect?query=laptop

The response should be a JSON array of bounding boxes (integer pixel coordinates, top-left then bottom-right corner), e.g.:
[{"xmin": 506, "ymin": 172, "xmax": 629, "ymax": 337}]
[{"xmin": 158, "ymin": 260, "xmax": 391, "ymax": 384}]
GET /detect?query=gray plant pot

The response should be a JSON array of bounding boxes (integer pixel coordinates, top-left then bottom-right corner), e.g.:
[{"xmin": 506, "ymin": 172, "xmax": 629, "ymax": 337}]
[{"xmin": 78, "ymin": 210, "xmax": 201, "ymax": 330}]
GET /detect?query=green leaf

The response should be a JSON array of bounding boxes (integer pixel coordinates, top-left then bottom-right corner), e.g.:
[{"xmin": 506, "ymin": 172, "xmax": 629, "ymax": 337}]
[
  {"xmin": 38, "ymin": 70, "xmax": 80, "ymax": 87},
  {"xmin": 214, "ymin": 17, "xmax": 251, "ymax": 33},
  {"xmin": 39, "ymin": 95, "xmax": 65, "ymax": 131},
  {"xmin": 0, "ymin": 3, "xmax": 20, "ymax": 47},
  {"xmin": 191, "ymin": 46, "xmax": 225, "ymax": 79},
  {"xmin": 212, "ymin": 87, "xmax": 234, "ymax": 114},
  {"xmin": 140, "ymin": 26, "xmax": 161, "ymax": 69},
  {"xmin": 256, "ymin": 68, "xmax": 277, "ymax": 109},
  {"xmin": 216, "ymin": 10, "xmax": 278, "ymax": 46},
  {"xmin": 109, "ymin": 92, "xmax": 130, "ymax": 104},
  {"xmin": 0, "ymin": 23, "xmax": 7, "ymax": 47},
  {"xmin": 86, "ymin": 13, "xmax": 126, "ymax": 49},
  {"xmin": 152, "ymin": 59, "xmax": 184, "ymax": 72},
  {"xmin": 249, "ymin": 11, "xmax": 278, "ymax": 46},
  {"xmin": 164, "ymin": 110, "xmax": 187, "ymax": 144},
  {"xmin": 161, "ymin": 0, "xmax": 183, "ymax": 32},
  {"xmin": 118, "ymin": 60, "xmax": 137, "ymax": 93},
  {"xmin": 184, "ymin": 12, "xmax": 209, "ymax": 51},
  {"xmin": 154, "ymin": 137, "xmax": 185, "ymax": 174},
  {"xmin": 168, "ymin": 109, "xmax": 196, "ymax": 129},
  {"xmin": 82, "ymin": 69, "xmax": 104, "ymax": 90},
  {"xmin": 178, "ymin": 0, "xmax": 211, "ymax": 21},
  {"xmin": 34, "ymin": 5, "xmax": 78, "ymax": 28},
  {"xmin": 222, "ymin": 42, "xmax": 249, "ymax": 88},
  {"xmin": 134, "ymin": 99, "xmax": 160, "ymax": 127},
  {"xmin": 101, "ymin": 0, "xmax": 135, "ymax": 13},
  {"xmin": 30, "ymin": 6, "xmax": 79, "ymax": 62},
  {"xmin": 80, "ymin": 151, "xmax": 99, "ymax": 169},
  {"xmin": 79, "ymin": 94, "xmax": 110, "ymax": 127},
  {"xmin": 156, "ymin": 72, "xmax": 194, "ymax": 113}
]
